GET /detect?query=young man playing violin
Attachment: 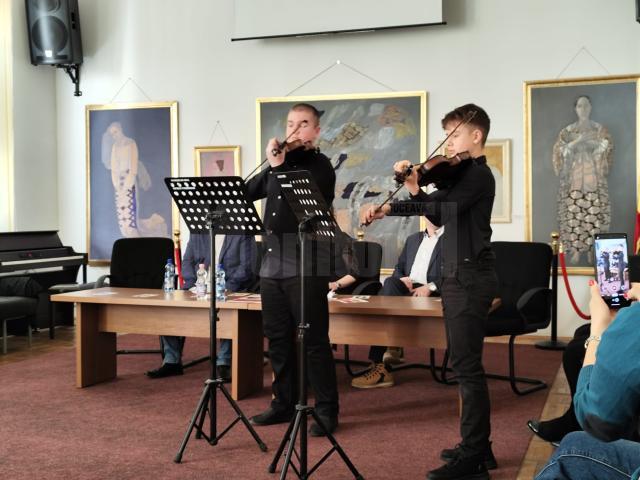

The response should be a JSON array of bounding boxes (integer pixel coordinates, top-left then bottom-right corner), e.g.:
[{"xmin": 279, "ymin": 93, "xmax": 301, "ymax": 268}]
[
  {"xmin": 362, "ymin": 104, "xmax": 498, "ymax": 480},
  {"xmin": 246, "ymin": 103, "xmax": 340, "ymax": 437}
]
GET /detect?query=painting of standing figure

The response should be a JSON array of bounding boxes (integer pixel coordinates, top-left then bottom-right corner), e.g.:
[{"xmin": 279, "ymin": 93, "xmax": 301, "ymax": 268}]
[
  {"xmin": 525, "ymin": 75, "xmax": 639, "ymax": 274},
  {"xmin": 86, "ymin": 102, "xmax": 178, "ymax": 265},
  {"xmin": 552, "ymin": 95, "xmax": 614, "ymax": 264}
]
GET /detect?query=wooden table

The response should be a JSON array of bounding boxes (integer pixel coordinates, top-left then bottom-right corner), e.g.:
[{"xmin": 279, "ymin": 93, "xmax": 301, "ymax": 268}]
[{"xmin": 52, "ymin": 288, "xmax": 451, "ymax": 400}]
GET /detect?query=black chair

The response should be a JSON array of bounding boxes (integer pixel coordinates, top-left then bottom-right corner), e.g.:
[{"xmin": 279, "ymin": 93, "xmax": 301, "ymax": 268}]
[
  {"xmin": 484, "ymin": 241, "xmax": 553, "ymax": 395},
  {"xmin": 96, "ymin": 237, "xmax": 174, "ymax": 356}
]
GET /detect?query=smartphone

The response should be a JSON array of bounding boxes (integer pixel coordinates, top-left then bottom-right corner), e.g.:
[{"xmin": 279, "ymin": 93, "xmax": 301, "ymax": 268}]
[{"xmin": 593, "ymin": 233, "xmax": 631, "ymax": 308}]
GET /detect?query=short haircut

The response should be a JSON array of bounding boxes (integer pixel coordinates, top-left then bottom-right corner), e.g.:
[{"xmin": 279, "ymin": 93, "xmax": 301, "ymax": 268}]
[
  {"xmin": 441, "ymin": 103, "xmax": 491, "ymax": 146},
  {"xmin": 290, "ymin": 103, "xmax": 323, "ymax": 126}
]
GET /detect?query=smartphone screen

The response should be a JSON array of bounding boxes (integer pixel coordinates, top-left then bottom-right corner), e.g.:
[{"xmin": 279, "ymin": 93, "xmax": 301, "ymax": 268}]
[{"xmin": 594, "ymin": 233, "xmax": 630, "ymax": 308}]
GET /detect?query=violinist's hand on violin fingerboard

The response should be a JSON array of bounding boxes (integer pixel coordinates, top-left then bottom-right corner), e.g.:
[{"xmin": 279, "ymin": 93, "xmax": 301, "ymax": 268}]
[
  {"xmin": 266, "ymin": 137, "xmax": 285, "ymax": 168},
  {"xmin": 394, "ymin": 159, "xmax": 419, "ymax": 195},
  {"xmin": 393, "ymin": 160, "xmax": 412, "ymax": 174}
]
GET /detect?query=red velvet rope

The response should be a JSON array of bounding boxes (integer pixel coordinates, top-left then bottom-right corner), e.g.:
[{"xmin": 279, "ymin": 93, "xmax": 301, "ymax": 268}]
[{"xmin": 558, "ymin": 251, "xmax": 591, "ymax": 320}]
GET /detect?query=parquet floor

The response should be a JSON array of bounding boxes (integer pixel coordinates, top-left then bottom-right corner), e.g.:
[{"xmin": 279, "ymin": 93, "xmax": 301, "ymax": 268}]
[{"xmin": 1, "ymin": 328, "xmax": 568, "ymax": 479}]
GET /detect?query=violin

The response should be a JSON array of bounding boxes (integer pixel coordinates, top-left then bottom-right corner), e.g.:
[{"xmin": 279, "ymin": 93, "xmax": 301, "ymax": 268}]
[
  {"xmin": 359, "ymin": 110, "xmax": 478, "ymax": 229},
  {"xmin": 394, "ymin": 151, "xmax": 472, "ymax": 187},
  {"xmin": 270, "ymin": 139, "xmax": 314, "ymax": 156},
  {"xmin": 244, "ymin": 121, "xmax": 310, "ymax": 182}
]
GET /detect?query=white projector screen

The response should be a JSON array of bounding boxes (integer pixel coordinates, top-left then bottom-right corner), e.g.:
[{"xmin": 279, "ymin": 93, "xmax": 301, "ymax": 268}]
[{"xmin": 232, "ymin": 0, "xmax": 444, "ymax": 41}]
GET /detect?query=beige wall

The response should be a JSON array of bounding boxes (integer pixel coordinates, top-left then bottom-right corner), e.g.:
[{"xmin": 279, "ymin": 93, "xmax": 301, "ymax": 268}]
[{"xmin": 10, "ymin": 0, "xmax": 640, "ymax": 335}]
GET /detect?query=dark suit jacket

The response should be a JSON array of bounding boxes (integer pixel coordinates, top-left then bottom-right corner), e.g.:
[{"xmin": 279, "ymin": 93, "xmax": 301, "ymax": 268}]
[
  {"xmin": 182, "ymin": 233, "xmax": 257, "ymax": 291},
  {"xmin": 392, "ymin": 231, "xmax": 443, "ymax": 292}
]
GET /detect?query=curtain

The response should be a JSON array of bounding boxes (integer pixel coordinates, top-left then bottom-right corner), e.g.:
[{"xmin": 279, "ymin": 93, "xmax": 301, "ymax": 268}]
[{"xmin": 0, "ymin": 0, "xmax": 13, "ymax": 231}]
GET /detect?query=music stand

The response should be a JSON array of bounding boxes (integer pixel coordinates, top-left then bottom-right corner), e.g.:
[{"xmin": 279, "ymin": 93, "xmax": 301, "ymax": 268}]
[
  {"xmin": 268, "ymin": 170, "xmax": 363, "ymax": 480},
  {"xmin": 165, "ymin": 176, "xmax": 267, "ymax": 463}
]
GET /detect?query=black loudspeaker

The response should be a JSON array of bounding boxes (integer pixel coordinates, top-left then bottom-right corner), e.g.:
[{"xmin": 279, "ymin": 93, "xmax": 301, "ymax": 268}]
[{"xmin": 25, "ymin": 0, "xmax": 83, "ymax": 65}]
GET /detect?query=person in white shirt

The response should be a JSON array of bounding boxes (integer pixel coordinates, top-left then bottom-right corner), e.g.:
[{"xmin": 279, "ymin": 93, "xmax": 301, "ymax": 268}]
[{"xmin": 351, "ymin": 219, "xmax": 444, "ymax": 389}]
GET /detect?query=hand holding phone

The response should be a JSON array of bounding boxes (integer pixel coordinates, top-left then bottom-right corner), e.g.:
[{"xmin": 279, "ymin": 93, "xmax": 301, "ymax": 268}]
[{"xmin": 594, "ymin": 233, "xmax": 631, "ymax": 308}]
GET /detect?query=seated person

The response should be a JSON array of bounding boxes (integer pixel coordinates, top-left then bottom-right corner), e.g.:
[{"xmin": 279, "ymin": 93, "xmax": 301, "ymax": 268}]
[
  {"xmin": 535, "ymin": 281, "xmax": 640, "ymax": 479},
  {"xmin": 351, "ymin": 219, "xmax": 443, "ymax": 389},
  {"xmin": 146, "ymin": 233, "xmax": 257, "ymax": 379},
  {"xmin": 328, "ymin": 230, "xmax": 359, "ymax": 294},
  {"xmin": 527, "ymin": 323, "xmax": 589, "ymax": 443}
]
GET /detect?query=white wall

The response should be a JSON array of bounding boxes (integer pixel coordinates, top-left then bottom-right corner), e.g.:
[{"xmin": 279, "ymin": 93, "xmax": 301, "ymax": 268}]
[
  {"xmin": 11, "ymin": 0, "xmax": 58, "ymax": 231},
  {"xmin": 50, "ymin": 0, "xmax": 639, "ymax": 336}
]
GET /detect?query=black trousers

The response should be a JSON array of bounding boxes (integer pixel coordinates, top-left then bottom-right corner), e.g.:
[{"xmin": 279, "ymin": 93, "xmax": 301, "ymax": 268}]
[
  {"xmin": 368, "ymin": 276, "xmax": 416, "ymax": 363},
  {"xmin": 441, "ymin": 263, "xmax": 498, "ymax": 457},
  {"xmin": 261, "ymin": 276, "xmax": 339, "ymax": 418},
  {"xmin": 561, "ymin": 323, "xmax": 590, "ymax": 421}
]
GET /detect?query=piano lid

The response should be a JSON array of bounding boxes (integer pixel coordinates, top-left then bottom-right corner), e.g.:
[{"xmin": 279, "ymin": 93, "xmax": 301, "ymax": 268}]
[{"xmin": 0, "ymin": 231, "xmax": 63, "ymax": 252}]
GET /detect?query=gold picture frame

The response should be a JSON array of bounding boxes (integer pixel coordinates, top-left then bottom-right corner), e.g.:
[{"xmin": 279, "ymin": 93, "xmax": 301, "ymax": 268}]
[
  {"xmin": 485, "ymin": 139, "xmax": 511, "ymax": 223},
  {"xmin": 194, "ymin": 145, "xmax": 241, "ymax": 177},
  {"xmin": 85, "ymin": 101, "xmax": 179, "ymax": 266},
  {"xmin": 256, "ymin": 91, "xmax": 427, "ymax": 272},
  {"xmin": 524, "ymin": 74, "xmax": 640, "ymax": 275}
]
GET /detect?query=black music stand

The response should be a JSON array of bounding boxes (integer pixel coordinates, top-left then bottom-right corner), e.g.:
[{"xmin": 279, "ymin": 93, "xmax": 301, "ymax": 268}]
[
  {"xmin": 165, "ymin": 176, "xmax": 267, "ymax": 463},
  {"xmin": 268, "ymin": 170, "xmax": 363, "ymax": 480}
]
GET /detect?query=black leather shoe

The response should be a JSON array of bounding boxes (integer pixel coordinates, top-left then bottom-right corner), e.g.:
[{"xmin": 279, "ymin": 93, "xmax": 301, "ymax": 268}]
[
  {"xmin": 250, "ymin": 407, "xmax": 293, "ymax": 426},
  {"xmin": 427, "ymin": 453, "xmax": 489, "ymax": 480},
  {"xmin": 216, "ymin": 365, "xmax": 231, "ymax": 382},
  {"xmin": 440, "ymin": 442, "xmax": 497, "ymax": 470},
  {"xmin": 527, "ymin": 417, "xmax": 578, "ymax": 443},
  {"xmin": 309, "ymin": 415, "xmax": 338, "ymax": 437},
  {"xmin": 145, "ymin": 363, "xmax": 183, "ymax": 379}
]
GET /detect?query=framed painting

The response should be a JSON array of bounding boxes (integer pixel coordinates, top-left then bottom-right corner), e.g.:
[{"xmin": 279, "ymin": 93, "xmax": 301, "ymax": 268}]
[
  {"xmin": 525, "ymin": 75, "xmax": 639, "ymax": 274},
  {"xmin": 256, "ymin": 91, "xmax": 427, "ymax": 271},
  {"xmin": 86, "ymin": 101, "xmax": 179, "ymax": 265},
  {"xmin": 485, "ymin": 139, "xmax": 511, "ymax": 223},
  {"xmin": 194, "ymin": 145, "xmax": 241, "ymax": 177}
]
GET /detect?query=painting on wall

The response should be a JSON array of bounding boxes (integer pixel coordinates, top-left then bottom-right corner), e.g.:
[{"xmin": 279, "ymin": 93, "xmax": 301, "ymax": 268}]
[
  {"xmin": 86, "ymin": 101, "xmax": 179, "ymax": 265},
  {"xmin": 194, "ymin": 145, "xmax": 241, "ymax": 177},
  {"xmin": 257, "ymin": 91, "xmax": 427, "ymax": 270},
  {"xmin": 525, "ymin": 75, "xmax": 639, "ymax": 274},
  {"xmin": 485, "ymin": 139, "xmax": 511, "ymax": 223}
]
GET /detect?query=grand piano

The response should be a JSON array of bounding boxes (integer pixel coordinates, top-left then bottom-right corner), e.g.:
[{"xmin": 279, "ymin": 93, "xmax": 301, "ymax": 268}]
[{"xmin": 0, "ymin": 231, "xmax": 87, "ymax": 332}]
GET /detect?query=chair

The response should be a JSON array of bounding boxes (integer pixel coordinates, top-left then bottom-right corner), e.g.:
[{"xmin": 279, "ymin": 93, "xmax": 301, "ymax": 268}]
[
  {"xmin": 484, "ymin": 241, "xmax": 553, "ymax": 395},
  {"xmin": 0, "ymin": 296, "xmax": 36, "ymax": 354},
  {"xmin": 434, "ymin": 242, "xmax": 553, "ymax": 394},
  {"xmin": 96, "ymin": 237, "xmax": 174, "ymax": 356}
]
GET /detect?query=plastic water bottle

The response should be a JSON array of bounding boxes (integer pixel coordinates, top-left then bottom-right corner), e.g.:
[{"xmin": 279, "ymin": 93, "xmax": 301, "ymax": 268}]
[
  {"xmin": 195, "ymin": 263, "xmax": 208, "ymax": 299},
  {"xmin": 215, "ymin": 263, "xmax": 226, "ymax": 302},
  {"xmin": 163, "ymin": 258, "xmax": 175, "ymax": 293}
]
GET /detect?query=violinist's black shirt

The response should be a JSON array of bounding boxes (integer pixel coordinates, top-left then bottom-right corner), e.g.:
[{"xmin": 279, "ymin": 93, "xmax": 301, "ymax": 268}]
[
  {"xmin": 389, "ymin": 155, "xmax": 495, "ymax": 275},
  {"xmin": 246, "ymin": 148, "xmax": 336, "ymax": 279}
]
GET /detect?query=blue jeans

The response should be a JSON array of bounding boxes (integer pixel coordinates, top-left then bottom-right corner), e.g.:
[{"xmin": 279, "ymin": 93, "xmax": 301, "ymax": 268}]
[
  {"xmin": 535, "ymin": 432, "xmax": 640, "ymax": 480},
  {"xmin": 161, "ymin": 335, "xmax": 231, "ymax": 366}
]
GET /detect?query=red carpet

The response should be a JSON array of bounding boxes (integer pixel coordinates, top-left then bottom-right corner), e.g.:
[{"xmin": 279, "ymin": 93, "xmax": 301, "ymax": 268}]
[{"xmin": 0, "ymin": 336, "xmax": 561, "ymax": 479}]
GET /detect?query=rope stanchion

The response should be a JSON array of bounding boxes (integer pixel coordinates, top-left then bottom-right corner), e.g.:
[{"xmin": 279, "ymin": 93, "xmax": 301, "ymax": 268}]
[
  {"xmin": 536, "ymin": 232, "xmax": 569, "ymax": 350},
  {"xmin": 559, "ymin": 250, "xmax": 590, "ymax": 320}
]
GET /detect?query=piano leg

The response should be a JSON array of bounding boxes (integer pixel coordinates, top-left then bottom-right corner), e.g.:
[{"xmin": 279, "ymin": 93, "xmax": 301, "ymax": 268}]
[{"xmin": 76, "ymin": 303, "xmax": 116, "ymax": 387}]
